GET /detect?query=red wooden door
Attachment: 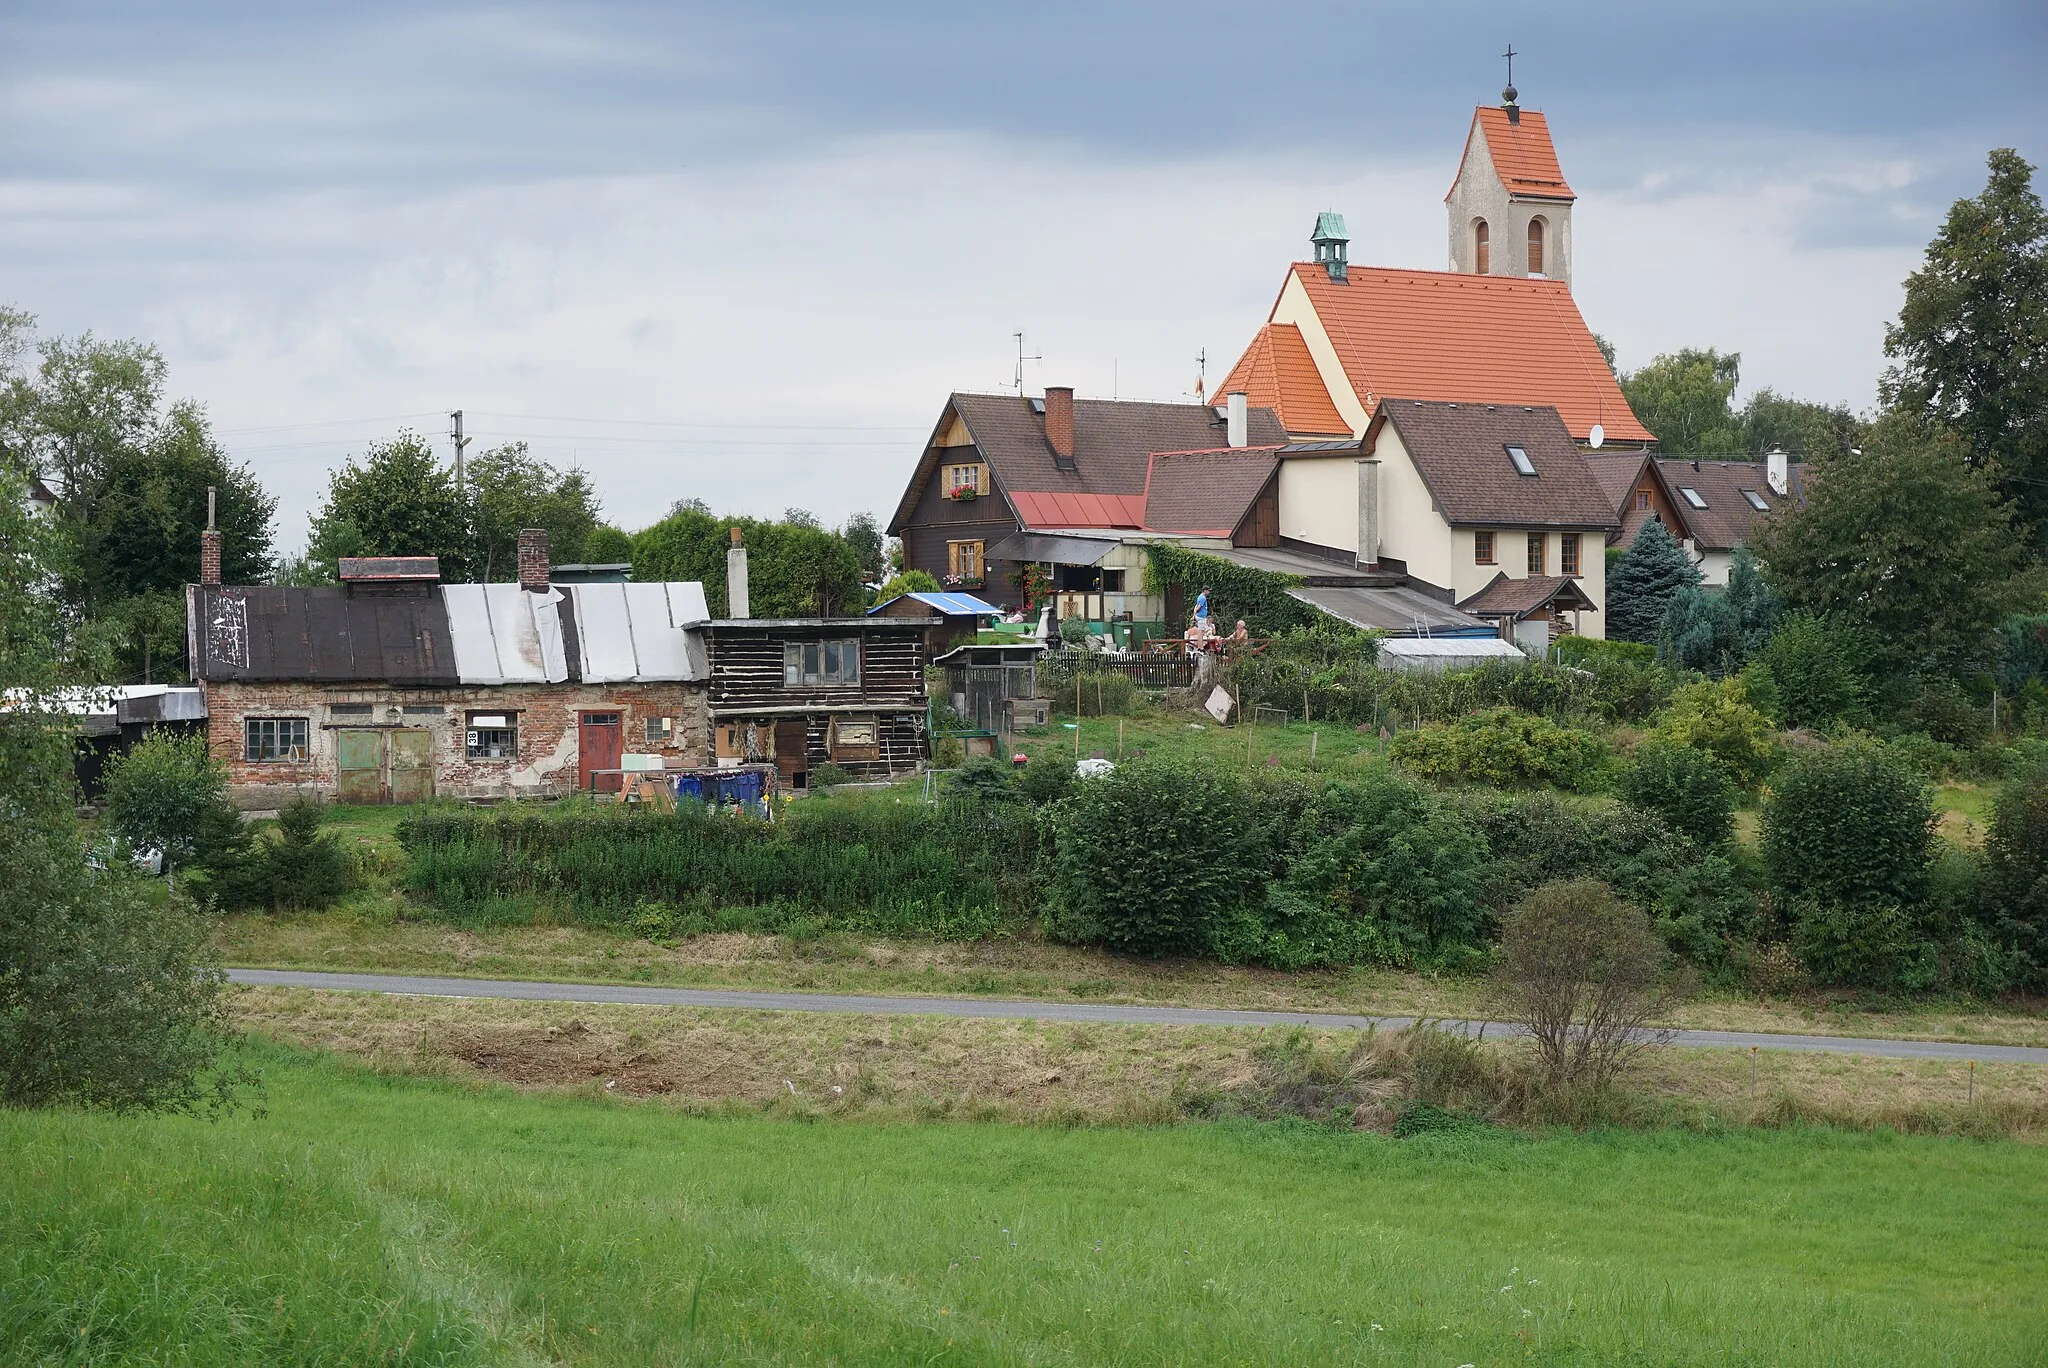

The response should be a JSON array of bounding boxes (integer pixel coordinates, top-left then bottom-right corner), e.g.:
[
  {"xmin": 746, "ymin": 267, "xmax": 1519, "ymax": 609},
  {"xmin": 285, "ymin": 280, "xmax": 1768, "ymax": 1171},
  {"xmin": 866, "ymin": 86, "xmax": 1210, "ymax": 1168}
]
[{"xmin": 579, "ymin": 711, "xmax": 623, "ymax": 793}]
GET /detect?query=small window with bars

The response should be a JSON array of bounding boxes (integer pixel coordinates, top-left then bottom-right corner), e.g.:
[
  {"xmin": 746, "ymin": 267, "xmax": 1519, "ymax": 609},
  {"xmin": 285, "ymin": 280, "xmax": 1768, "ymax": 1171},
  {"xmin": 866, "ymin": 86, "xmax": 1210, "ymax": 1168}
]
[
  {"xmin": 645, "ymin": 715, "xmax": 673, "ymax": 744},
  {"xmin": 467, "ymin": 712, "xmax": 518, "ymax": 760},
  {"xmin": 246, "ymin": 717, "xmax": 309, "ymax": 762}
]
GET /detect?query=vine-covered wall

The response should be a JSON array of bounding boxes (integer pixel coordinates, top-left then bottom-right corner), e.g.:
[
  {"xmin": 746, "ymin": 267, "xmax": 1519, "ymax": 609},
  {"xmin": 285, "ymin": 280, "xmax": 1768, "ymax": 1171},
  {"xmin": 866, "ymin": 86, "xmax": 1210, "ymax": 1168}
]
[{"xmin": 1143, "ymin": 542, "xmax": 1320, "ymax": 634}]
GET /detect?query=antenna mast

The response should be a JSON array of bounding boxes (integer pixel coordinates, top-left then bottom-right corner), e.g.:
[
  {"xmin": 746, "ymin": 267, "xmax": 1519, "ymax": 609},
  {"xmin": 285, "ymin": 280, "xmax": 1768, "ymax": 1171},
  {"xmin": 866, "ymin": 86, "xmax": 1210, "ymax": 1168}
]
[
  {"xmin": 1193, "ymin": 348, "xmax": 1208, "ymax": 403},
  {"xmin": 1012, "ymin": 331, "xmax": 1042, "ymax": 394},
  {"xmin": 449, "ymin": 410, "xmax": 473, "ymax": 498}
]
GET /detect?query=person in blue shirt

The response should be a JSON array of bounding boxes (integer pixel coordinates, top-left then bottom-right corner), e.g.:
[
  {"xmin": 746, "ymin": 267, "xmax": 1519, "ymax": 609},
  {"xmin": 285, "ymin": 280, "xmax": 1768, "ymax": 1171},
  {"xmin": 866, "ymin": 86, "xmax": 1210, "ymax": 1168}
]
[{"xmin": 1193, "ymin": 587, "xmax": 1211, "ymax": 627}]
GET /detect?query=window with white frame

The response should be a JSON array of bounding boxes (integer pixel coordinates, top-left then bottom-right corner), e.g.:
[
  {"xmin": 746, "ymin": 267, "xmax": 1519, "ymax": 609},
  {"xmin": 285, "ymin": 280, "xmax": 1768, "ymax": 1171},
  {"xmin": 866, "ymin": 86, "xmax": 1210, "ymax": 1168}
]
[
  {"xmin": 245, "ymin": 717, "xmax": 309, "ymax": 762},
  {"xmin": 784, "ymin": 639, "xmax": 861, "ymax": 687}
]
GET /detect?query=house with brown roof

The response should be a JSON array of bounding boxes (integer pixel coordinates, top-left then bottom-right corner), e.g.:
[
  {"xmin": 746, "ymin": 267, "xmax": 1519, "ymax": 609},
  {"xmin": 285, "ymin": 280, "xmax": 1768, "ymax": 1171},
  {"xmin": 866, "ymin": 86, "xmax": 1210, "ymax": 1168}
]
[
  {"xmin": 1585, "ymin": 449, "xmax": 1803, "ymax": 585},
  {"xmin": 1213, "ymin": 91, "xmax": 1650, "ymax": 448},
  {"xmin": 886, "ymin": 388, "xmax": 1286, "ymax": 621},
  {"xmin": 1272, "ymin": 399, "xmax": 1616, "ymax": 643}
]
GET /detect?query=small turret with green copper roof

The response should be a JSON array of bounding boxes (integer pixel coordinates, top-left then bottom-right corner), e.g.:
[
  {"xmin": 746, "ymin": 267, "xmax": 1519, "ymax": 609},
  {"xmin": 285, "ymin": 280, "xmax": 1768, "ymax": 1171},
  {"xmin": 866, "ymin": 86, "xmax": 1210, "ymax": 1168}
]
[{"xmin": 1311, "ymin": 211, "xmax": 1349, "ymax": 282}]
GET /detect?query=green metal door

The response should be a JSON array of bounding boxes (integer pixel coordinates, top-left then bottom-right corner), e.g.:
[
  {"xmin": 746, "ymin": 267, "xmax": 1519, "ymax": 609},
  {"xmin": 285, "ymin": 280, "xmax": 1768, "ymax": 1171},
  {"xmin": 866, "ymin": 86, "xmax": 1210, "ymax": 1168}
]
[
  {"xmin": 389, "ymin": 729, "xmax": 435, "ymax": 804},
  {"xmin": 335, "ymin": 729, "xmax": 384, "ymax": 803}
]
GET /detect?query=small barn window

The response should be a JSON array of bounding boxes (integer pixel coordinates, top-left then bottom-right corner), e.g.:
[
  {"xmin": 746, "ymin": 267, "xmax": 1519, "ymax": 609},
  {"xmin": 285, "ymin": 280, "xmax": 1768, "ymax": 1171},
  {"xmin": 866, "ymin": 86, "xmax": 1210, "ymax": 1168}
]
[
  {"xmin": 1635, "ymin": 490, "xmax": 1652, "ymax": 510},
  {"xmin": 1474, "ymin": 530, "xmax": 1496, "ymax": 564},
  {"xmin": 1527, "ymin": 534, "xmax": 1547, "ymax": 576},
  {"xmin": 1474, "ymin": 219, "xmax": 1491, "ymax": 274},
  {"xmin": 1561, "ymin": 533, "xmax": 1581, "ymax": 576},
  {"xmin": 1680, "ymin": 487, "xmax": 1708, "ymax": 509},
  {"xmin": 329, "ymin": 703, "xmax": 372, "ymax": 716},
  {"xmin": 829, "ymin": 716, "xmax": 879, "ymax": 761},
  {"xmin": 1527, "ymin": 218, "xmax": 1546, "ymax": 276},
  {"xmin": 785, "ymin": 639, "xmax": 861, "ymax": 687},
  {"xmin": 246, "ymin": 717, "xmax": 309, "ymax": 762},
  {"xmin": 467, "ymin": 712, "xmax": 517, "ymax": 760}
]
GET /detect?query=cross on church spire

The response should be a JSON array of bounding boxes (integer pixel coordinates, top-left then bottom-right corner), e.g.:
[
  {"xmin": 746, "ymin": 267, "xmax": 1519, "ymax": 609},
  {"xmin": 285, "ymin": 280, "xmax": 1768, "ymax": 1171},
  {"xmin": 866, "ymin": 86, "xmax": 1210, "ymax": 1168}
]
[{"xmin": 1501, "ymin": 44, "xmax": 1519, "ymax": 108}]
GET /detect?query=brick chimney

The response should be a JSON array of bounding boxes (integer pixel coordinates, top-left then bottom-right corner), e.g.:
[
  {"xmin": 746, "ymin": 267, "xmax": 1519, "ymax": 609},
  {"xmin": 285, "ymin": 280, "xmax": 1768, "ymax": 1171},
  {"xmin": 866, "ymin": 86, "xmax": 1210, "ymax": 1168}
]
[
  {"xmin": 1044, "ymin": 386, "xmax": 1075, "ymax": 467},
  {"xmin": 516, "ymin": 528, "xmax": 550, "ymax": 591},
  {"xmin": 200, "ymin": 484, "xmax": 222, "ymax": 585}
]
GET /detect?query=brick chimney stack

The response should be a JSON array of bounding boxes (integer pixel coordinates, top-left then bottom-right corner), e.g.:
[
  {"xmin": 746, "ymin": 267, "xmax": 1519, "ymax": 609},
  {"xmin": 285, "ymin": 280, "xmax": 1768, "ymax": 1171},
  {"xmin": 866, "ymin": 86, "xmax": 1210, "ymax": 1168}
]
[
  {"xmin": 200, "ymin": 484, "xmax": 222, "ymax": 585},
  {"xmin": 1044, "ymin": 385, "xmax": 1075, "ymax": 466},
  {"xmin": 516, "ymin": 528, "xmax": 550, "ymax": 591}
]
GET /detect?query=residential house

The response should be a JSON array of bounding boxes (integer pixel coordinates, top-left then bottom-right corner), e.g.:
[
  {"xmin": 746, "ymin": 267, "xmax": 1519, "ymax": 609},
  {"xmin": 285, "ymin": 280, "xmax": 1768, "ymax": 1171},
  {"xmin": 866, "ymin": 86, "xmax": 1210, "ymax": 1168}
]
[
  {"xmin": 1586, "ymin": 449, "xmax": 1803, "ymax": 585},
  {"xmin": 187, "ymin": 530, "xmax": 714, "ymax": 806},
  {"xmin": 886, "ymin": 389, "xmax": 1286, "ymax": 619},
  {"xmin": 1274, "ymin": 399, "xmax": 1615, "ymax": 644},
  {"xmin": 701, "ymin": 616, "xmax": 929, "ymax": 789}
]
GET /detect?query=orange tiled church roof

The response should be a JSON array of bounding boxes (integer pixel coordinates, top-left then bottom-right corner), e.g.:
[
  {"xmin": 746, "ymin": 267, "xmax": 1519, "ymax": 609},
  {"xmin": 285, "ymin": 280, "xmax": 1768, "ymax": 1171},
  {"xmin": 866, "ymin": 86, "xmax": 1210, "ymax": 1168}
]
[
  {"xmin": 1282, "ymin": 262, "xmax": 1653, "ymax": 444},
  {"xmin": 1452, "ymin": 107, "xmax": 1576, "ymax": 201},
  {"xmin": 1208, "ymin": 322, "xmax": 1350, "ymax": 437}
]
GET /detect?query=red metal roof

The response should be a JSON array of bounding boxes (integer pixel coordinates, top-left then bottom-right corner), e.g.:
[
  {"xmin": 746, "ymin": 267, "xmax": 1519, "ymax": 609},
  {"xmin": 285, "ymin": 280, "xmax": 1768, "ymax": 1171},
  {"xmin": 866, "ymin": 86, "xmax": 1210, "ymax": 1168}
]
[{"xmin": 1006, "ymin": 490, "xmax": 1147, "ymax": 530}]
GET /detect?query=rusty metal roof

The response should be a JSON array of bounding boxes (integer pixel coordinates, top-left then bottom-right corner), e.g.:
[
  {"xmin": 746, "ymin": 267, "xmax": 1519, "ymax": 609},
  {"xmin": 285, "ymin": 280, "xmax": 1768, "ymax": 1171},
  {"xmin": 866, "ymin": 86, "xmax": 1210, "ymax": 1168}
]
[{"xmin": 188, "ymin": 580, "xmax": 710, "ymax": 685}]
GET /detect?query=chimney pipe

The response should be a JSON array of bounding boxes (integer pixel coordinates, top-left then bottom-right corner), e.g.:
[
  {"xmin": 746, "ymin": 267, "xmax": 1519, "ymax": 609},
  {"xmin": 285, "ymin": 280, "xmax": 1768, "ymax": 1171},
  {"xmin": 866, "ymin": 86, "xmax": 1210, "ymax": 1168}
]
[
  {"xmin": 1355, "ymin": 459, "xmax": 1380, "ymax": 569},
  {"xmin": 1226, "ymin": 391, "xmax": 1248, "ymax": 448},
  {"xmin": 1766, "ymin": 448, "xmax": 1789, "ymax": 496},
  {"xmin": 200, "ymin": 484, "xmax": 222, "ymax": 586},
  {"xmin": 516, "ymin": 527, "xmax": 550, "ymax": 591},
  {"xmin": 725, "ymin": 526, "xmax": 750, "ymax": 618},
  {"xmin": 1044, "ymin": 386, "xmax": 1075, "ymax": 465}
]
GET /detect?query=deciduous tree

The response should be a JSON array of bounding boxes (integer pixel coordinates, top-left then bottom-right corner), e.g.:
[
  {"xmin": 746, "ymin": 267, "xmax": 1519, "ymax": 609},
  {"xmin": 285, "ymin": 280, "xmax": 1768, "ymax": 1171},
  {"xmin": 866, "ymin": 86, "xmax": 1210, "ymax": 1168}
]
[{"xmin": 305, "ymin": 431, "xmax": 471, "ymax": 580}]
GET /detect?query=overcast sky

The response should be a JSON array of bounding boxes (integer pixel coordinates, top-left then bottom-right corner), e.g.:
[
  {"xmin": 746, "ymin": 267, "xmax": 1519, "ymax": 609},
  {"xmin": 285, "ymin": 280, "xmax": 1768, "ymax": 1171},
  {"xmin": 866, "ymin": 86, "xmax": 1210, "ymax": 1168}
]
[{"xmin": 3, "ymin": 1, "xmax": 2044, "ymax": 547}]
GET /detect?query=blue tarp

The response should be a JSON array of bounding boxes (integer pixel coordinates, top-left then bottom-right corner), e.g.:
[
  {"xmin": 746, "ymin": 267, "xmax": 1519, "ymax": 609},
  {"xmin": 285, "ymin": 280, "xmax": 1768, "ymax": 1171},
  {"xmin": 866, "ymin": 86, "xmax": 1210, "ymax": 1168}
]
[{"xmin": 866, "ymin": 591, "xmax": 1002, "ymax": 617}]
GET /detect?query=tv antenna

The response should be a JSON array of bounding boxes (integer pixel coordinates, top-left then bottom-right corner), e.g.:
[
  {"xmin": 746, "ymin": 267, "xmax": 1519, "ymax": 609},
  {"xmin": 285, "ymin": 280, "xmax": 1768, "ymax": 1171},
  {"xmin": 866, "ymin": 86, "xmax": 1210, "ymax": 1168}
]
[
  {"xmin": 1012, "ymin": 331, "xmax": 1042, "ymax": 394},
  {"xmin": 1193, "ymin": 348, "xmax": 1208, "ymax": 402}
]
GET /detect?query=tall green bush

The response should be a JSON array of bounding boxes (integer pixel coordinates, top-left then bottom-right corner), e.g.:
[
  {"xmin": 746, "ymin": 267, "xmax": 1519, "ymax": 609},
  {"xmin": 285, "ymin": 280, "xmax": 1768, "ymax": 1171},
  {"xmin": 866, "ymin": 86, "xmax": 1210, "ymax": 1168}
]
[
  {"xmin": 1984, "ymin": 765, "xmax": 2048, "ymax": 988},
  {"xmin": 1615, "ymin": 740, "xmax": 1735, "ymax": 849},
  {"xmin": 1747, "ymin": 613, "xmax": 1872, "ymax": 730},
  {"xmin": 101, "ymin": 731, "xmax": 245, "ymax": 875},
  {"xmin": 1654, "ymin": 676, "xmax": 1779, "ymax": 789},
  {"xmin": 1042, "ymin": 762, "xmax": 1271, "ymax": 955},
  {"xmin": 1256, "ymin": 771, "xmax": 1489, "ymax": 970},
  {"xmin": 1392, "ymin": 708, "xmax": 1608, "ymax": 791}
]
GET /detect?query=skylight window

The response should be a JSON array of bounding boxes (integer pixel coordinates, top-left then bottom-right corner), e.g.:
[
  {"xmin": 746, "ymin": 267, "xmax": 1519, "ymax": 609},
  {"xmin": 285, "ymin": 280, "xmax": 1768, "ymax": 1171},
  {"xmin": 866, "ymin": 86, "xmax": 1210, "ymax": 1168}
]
[
  {"xmin": 1505, "ymin": 444, "xmax": 1537, "ymax": 476},
  {"xmin": 1680, "ymin": 486, "xmax": 1708, "ymax": 509},
  {"xmin": 1740, "ymin": 488, "xmax": 1770, "ymax": 511}
]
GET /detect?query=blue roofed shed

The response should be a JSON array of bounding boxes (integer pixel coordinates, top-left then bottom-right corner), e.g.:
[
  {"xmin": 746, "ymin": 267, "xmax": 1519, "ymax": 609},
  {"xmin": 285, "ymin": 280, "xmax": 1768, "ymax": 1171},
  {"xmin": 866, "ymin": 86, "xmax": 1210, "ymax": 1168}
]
[{"xmin": 867, "ymin": 590, "xmax": 1004, "ymax": 656}]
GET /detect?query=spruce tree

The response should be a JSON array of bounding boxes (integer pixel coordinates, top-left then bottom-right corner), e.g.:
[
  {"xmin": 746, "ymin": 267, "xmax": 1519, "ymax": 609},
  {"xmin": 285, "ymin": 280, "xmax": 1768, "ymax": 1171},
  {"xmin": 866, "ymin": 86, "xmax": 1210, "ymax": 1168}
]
[{"xmin": 1608, "ymin": 521, "xmax": 1702, "ymax": 643}]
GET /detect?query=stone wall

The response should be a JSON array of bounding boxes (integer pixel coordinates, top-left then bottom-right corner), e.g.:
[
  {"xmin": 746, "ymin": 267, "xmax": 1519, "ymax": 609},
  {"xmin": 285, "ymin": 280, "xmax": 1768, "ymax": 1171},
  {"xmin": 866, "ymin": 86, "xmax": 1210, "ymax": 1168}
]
[{"xmin": 204, "ymin": 679, "xmax": 709, "ymax": 807}]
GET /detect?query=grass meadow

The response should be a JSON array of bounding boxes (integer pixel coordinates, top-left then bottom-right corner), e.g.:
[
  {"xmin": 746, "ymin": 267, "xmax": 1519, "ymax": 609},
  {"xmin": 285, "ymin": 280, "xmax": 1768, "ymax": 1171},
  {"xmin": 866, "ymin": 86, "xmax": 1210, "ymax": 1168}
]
[{"xmin": 5, "ymin": 1040, "xmax": 2046, "ymax": 1366}]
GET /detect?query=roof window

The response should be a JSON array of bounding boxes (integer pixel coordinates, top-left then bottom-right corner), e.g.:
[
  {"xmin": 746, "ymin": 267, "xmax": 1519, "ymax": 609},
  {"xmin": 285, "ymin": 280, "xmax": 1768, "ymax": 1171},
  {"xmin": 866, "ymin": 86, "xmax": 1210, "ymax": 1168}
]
[
  {"xmin": 1679, "ymin": 486, "xmax": 1708, "ymax": 509},
  {"xmin": 1505, "ymin": 444, "xmax": 1537, "ymax": 476},
  {"xmin": 1740, "ymin": 487, "xmax": 1770, "ymax": 511}
]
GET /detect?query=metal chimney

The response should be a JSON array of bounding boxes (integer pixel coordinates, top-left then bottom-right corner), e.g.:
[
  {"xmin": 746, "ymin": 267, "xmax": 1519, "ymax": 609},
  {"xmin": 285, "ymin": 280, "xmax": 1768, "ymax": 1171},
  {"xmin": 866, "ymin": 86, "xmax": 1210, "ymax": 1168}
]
[{"xmin": 1226, "ymin": 391, "xmax": 1248, "ymax": 449}]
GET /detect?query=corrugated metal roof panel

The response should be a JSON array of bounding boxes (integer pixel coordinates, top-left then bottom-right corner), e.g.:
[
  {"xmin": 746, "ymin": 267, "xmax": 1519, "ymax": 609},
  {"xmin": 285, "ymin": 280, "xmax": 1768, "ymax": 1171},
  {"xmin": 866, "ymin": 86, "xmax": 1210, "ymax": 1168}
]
[{"xmin": 568, "ymin": 583, "xmax": 637, "ymax": 682}]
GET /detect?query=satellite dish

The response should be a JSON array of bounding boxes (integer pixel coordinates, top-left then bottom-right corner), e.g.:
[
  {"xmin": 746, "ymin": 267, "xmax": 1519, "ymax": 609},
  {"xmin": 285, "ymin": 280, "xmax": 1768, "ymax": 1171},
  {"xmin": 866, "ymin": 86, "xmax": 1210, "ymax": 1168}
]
[{"xmin": 1589, "ymin": 423, "xmax": 1606, "ymax": 450}]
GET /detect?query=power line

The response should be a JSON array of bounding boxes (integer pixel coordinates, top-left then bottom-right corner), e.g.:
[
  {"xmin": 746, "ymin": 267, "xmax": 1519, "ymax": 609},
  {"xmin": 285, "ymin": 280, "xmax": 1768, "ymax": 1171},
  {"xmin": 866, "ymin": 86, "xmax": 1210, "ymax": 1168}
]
[
  {"xmin": 468, "ymin": 410, "xmax": 924, "ymax": 432},
  {"xmin": 214, "ymin": 411, "xmax": 444, "ymax": 436}
]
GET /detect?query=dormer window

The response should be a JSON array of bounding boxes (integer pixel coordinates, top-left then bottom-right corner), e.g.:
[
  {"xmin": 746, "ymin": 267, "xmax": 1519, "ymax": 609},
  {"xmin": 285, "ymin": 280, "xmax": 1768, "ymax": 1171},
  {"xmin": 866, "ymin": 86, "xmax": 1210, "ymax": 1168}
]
[
  {"xmin": 1506, "ymin": 443, "xmax": 1536, "ymax": 476},
  {"xmin": 1474, "ymin": 220, "xmax": 1491, "ymax": 275},
  {"xmin": 1680, "ymin": 487, "xmax": 1708, "ymax": 509},
  {"xmin": 1740, "ymin": 488, "xmax": 1770, "ymax": 511}
]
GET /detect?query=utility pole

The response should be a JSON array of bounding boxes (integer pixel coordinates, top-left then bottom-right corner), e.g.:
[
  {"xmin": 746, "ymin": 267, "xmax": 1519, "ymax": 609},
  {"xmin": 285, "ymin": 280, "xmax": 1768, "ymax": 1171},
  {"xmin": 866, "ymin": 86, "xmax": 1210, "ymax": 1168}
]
[{"xmin": 449, "ymin": 410, "xmax": 473, "ymax": 498}]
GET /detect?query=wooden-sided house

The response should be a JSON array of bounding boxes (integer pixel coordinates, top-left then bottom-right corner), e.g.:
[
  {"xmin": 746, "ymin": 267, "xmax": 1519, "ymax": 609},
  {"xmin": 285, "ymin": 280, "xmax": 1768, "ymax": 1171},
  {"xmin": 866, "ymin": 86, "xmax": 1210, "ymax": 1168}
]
[{"xmin": 700, "ymin": 616, "xmax": 930, "ymax": 789}]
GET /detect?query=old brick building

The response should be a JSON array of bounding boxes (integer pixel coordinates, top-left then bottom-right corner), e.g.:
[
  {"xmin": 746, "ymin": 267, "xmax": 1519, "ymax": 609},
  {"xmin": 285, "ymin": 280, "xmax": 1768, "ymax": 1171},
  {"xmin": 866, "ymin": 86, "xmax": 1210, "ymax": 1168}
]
[{"xmin": 186, "ymin": 531, "xmax": 714, "ymax": 806}]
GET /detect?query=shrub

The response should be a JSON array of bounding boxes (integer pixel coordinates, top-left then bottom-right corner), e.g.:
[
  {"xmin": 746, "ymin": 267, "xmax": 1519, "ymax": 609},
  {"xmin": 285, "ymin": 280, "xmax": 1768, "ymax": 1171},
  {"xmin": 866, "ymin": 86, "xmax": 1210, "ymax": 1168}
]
[
  {"xmin": 1490, "ymin": 879, "xmax": 1676, "ymax": 1091},
  {"xmin": 1, "ymin": 820, "xmax": 249, "ymax": 1113},
  {"xmin": 807, "ymin": 762, "xmax": 857, "ymax": 790},
  {"xmin": 398, "ymin": 798, "xmax": 1036, "ymax": 938},
  {"xmin": 215, "ymin": 796, "xmax": 356, "ymax": 911},
  {"xmin": 101, "ymin": 731, "xmax": 245, "ymax": 875},
  {"xmin": 1043, "ymin": 761, "xmax": 1268, "ymax": 955},
  {"xmin": 1984, "ymin": 764, "xmax": 2048, "ymax": 988},
  {"xmin": 1749, "ymin": 613, "xmax": 1871, "ymax": 730},
  {"xmin": 1615, "ymin": 739, "xmax": 1735, "ymax": 849},
  {"xmin": 1555, "ymin": 637, "xmax": 1655, "ymax": 667},
  {"xmin": 1254, "ymin": 770, "xmax": 1490, "ymax": 970},
  {"xmin": 944, "ymin": 757, "xmax": 1015, "ymax": 803},
  {"xmin": 1762, "ymin": 742, "xmax": 1937, "ymax": 910},
  {"xmin": 1392, "ymin": 707, "xmax": 1607, "ymax": 791},
  {"xmin": 1014, "ymin": 752, "xmax": 1076, "ymax": 806},
  {"xmin": 1788, "ymin": 898, "xmax": 1937, "ymax": 992},
  {"xmin": 1456, "ymin": 792, "xmax": 1756, "ymax": 970},
  {"xmin": 1654, "ymin": 676, "xmax": 1778, "ymax": 789}
]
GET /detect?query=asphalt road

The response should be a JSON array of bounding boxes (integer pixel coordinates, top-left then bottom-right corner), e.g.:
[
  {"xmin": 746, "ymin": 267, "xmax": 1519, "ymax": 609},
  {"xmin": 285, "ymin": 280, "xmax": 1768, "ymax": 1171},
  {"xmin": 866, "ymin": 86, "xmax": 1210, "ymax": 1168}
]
[{"xmin": 226, "ymin": 967, "xmax": 2048, "ymax": 1065}]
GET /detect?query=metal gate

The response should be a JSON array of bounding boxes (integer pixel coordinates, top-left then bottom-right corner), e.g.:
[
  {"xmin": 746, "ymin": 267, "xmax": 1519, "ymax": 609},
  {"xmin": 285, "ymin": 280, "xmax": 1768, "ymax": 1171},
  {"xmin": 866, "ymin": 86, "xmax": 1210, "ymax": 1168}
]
[
  {"xmin": 335, "ymin": 727, "xmax": 437, "ymax": 804},
  {"xmin": 335, "ymin": 729, "xmax": 384, "ymax": 803},
  {"xmin": 389, "ymin": 729, "xmax": 435, "ymax": 804}
]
